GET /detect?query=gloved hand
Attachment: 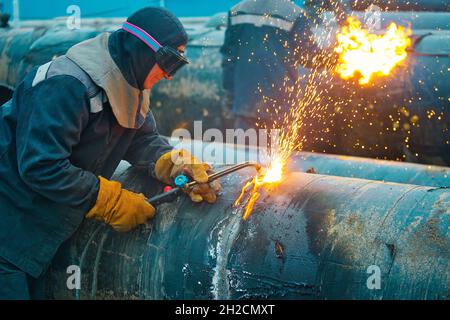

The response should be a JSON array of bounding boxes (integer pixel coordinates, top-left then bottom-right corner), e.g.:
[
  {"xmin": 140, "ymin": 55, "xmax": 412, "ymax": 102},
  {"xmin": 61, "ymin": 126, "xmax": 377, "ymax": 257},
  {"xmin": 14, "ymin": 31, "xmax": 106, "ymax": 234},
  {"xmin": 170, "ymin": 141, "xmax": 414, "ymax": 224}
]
[
  {"xmin": 85, "ymin": 176, "xmax": 155, "ymax": 232},
  {"xmin": 155, "ymin": 149, "xmax": 221, "ymax": 203}
]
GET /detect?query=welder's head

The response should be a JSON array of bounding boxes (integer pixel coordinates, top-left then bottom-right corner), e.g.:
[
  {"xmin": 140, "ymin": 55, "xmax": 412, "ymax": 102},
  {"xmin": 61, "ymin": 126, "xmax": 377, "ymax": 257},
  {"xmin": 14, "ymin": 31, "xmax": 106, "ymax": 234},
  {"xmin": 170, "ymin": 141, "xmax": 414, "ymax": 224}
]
[{"xmin": 109, "ymin": 7, "xmax": 189, "ymax": 90}]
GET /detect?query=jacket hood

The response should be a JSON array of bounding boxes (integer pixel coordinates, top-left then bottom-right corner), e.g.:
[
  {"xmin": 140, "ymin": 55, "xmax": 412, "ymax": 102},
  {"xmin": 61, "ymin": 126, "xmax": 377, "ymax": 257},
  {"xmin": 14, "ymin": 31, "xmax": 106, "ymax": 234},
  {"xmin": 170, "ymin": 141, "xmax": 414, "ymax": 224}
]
[
  {"xmin": 66, "ymin": 8, "xmax": 188, "ymax": 129},
  {"xmin": 66, "ymin": 33, "xmax": 150, "ymax": 129}
]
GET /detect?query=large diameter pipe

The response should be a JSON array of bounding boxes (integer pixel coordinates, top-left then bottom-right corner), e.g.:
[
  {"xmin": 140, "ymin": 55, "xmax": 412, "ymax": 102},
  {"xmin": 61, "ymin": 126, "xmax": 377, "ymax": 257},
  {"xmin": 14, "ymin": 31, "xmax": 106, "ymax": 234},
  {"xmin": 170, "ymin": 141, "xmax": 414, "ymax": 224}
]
[{"xmin": 45, "ymin": 164, "xmax": 449, "ymax": 300}]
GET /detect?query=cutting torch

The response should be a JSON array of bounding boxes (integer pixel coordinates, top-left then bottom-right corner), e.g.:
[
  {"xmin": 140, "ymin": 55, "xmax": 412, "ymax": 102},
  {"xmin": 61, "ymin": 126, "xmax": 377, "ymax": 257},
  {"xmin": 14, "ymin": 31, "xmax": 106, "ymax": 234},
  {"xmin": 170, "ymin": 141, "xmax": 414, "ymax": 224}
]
[{"xmin": 147, "ymin": 161, "xmax": 261, "ymax": 206}]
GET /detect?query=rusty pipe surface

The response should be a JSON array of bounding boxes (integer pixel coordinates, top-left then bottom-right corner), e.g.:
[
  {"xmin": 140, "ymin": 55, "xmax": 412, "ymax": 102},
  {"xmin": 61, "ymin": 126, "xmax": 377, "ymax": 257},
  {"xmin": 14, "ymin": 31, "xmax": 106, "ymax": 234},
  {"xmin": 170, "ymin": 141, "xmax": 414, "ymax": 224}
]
[{"xmin": 45, "ymin": 163, "xmax": 449, "ymax": 300}]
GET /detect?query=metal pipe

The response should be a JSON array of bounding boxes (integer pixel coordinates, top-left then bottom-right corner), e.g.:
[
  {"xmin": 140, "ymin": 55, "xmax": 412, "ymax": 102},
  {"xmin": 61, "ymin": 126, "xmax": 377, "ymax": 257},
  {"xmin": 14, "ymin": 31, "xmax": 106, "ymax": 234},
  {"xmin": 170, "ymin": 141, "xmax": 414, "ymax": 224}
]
[
  {"xmin": 45, "ymin": 163, "xmax": 449, "ymax": 300},
  {"xmin": 167, "ymin": 138, "xmax": 450, "ymax": 187},
  {"xmin": 348, "ymin": 0, "xmax": 450, "ymax": 12},
  {"xmin": 288, "ymin": 151, "xmax": 450, "ymax": 187}
]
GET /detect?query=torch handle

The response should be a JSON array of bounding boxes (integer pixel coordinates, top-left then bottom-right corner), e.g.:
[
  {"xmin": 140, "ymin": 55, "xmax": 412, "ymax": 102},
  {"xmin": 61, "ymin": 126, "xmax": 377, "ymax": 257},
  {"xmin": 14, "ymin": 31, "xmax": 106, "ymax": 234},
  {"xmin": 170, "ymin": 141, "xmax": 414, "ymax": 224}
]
[{"xmin": 146, "ymin": 187, "xmax": 183, "ymax": 206}]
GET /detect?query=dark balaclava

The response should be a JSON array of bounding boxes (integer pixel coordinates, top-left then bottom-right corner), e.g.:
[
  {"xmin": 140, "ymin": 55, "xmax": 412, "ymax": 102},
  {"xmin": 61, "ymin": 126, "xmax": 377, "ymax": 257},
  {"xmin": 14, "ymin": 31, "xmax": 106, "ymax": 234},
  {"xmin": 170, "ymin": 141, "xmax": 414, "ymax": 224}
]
[{"xmin": 108, "ymin": 7, "xmax": 188, "ymax": 90}]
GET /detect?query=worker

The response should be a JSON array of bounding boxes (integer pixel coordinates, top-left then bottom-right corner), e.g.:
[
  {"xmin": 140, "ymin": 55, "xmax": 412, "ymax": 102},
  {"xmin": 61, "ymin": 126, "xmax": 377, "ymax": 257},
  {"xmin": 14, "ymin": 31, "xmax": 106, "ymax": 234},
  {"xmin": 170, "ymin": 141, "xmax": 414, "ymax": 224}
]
[
  {"xmin": 0, "ymin": 1, "xmax": 10, "ymax": 28},
  {"xmin": 220, "ymin": 0, "xmax": 345, "ymax": 130},
  {"xmin": 0, "ymin": 7, "xmax": 220, "ymax": 299}
]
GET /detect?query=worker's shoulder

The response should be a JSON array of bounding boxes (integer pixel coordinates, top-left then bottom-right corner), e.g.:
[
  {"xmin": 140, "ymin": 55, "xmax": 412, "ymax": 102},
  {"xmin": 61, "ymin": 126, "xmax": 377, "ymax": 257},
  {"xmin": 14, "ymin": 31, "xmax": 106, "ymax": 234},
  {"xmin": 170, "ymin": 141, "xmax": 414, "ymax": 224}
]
[
  {"xmin": 230, "ymin": 0, "xmax": 303, "ymax": 21},
  {"xmin": 22, "ymin": 58, "xmax": 101, "ymax": 110},
  {"xmin": 21, "ymin": 71, "xmax": 102, "ymax": 116},
  {"xmin": 46, "ymin": 56, "xmax": 100, "ymax": 98},
  {"xmin": 28, "ymin": 55, "xmax": 99, "ymax": 101}
]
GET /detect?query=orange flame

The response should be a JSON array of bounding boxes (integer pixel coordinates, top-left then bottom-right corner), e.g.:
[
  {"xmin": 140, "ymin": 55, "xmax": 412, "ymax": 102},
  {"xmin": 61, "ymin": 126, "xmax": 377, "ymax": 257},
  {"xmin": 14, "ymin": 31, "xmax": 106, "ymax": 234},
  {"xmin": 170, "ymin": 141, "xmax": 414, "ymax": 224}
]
[
  {"xmin": 234, "ymin": 158, "xmax": 284, "ymax": 220},
  {"xmin": 335, "ymin": 17, "xmax": 411, "ymax": 85}
]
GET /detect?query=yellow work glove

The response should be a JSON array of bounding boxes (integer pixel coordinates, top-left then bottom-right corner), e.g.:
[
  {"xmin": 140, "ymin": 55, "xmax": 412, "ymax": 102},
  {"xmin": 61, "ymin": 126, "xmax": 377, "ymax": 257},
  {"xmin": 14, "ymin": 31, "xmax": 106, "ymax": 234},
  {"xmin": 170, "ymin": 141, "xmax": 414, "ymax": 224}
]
[
  {"xmin": 85, "ymin": 176, "xmax": 155, "ymax": 232},
  {"xmin": 155, "ymin": 149, "xmax": 221, "ymax": 203}
]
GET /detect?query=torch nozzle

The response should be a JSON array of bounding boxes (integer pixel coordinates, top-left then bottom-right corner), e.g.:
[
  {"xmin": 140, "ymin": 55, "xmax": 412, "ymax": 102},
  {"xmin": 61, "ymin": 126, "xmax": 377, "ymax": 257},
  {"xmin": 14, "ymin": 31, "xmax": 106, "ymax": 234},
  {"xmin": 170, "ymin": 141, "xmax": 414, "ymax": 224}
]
[{"xmin": 202, "ymin": 161, "xmax": 261, "ymax": 185}]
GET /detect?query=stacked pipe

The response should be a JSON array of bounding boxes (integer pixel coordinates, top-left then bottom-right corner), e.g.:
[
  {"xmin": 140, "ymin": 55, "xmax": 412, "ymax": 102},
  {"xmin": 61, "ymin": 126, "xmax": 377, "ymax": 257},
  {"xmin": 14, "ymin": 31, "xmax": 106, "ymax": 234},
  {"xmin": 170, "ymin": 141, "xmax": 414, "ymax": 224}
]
[
  {"xmin": 168, "ymin": 137, "xmax": 450, "ymax": 187},
  {"xmin": 0, "ymin": 9, "xmax": 448, "ymax": 165}
]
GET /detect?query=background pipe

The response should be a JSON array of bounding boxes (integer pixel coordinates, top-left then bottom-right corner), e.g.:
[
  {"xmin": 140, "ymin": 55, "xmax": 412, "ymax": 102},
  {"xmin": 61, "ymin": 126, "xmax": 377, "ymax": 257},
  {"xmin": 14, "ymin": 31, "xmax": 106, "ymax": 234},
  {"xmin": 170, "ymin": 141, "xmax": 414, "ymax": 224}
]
[{"xmin": 167, "ymin": 138, "xmax": 450, "ymax": 187}]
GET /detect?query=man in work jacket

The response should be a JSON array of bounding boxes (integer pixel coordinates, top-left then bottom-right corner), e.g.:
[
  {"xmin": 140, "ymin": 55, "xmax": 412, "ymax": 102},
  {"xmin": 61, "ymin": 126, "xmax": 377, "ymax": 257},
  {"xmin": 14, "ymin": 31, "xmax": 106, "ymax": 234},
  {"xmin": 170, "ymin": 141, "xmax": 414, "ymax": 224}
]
[
  {"xmin": 220, "ymin": 0, "xmax": 341, "ymax": 130},
  {"xmin": 0, "ymin": 7, "xmax": 220, "ymax": 299}
]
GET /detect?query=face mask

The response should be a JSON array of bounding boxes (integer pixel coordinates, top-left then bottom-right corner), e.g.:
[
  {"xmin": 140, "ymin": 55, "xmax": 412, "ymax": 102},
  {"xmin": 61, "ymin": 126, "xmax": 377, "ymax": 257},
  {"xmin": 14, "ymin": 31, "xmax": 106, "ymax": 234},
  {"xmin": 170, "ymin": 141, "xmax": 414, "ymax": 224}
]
[{"xmin": 122, "ymin": 21, "xmax": 189, "ymax": 77}]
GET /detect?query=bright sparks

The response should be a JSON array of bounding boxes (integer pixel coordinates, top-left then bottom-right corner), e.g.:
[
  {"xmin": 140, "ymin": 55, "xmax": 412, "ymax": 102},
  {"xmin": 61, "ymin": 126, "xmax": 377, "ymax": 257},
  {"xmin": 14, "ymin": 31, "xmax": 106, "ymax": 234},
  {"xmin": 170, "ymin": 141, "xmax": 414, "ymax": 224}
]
[
  {"xmin": 335, "ymin": 17, "xmax": 411, "ymax": 85},
  {"xmin": 261, "ymin": 159, "xmax": 283, "ymax": 183},
  {"xmin": 234, "ymin": 5, "xmax": 358, "ymax": 220},
  {"xmin": 234, "ymin": 157, "xmax": 284, "ymax": 220}
]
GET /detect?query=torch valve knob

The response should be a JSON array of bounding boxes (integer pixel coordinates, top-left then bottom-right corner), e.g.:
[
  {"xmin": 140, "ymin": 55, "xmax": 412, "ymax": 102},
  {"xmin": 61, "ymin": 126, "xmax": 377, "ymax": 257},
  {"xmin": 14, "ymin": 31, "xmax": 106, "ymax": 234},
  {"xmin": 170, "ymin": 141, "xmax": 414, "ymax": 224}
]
[{"xmin": 174, "ymin": 175, "xmax": 189, "ymax": 188}]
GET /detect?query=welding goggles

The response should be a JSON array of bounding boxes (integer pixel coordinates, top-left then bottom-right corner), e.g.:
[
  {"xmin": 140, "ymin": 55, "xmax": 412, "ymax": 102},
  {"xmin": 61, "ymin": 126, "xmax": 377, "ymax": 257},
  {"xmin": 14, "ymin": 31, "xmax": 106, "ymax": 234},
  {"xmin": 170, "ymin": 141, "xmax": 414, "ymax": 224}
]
[{"xmin": 122, "ymin": 21, "xmax": 189, "ymax": 77}]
